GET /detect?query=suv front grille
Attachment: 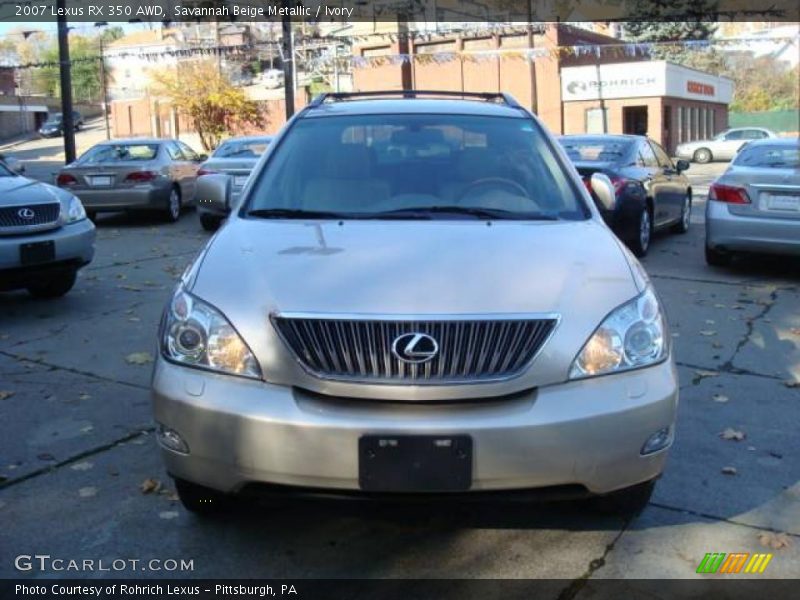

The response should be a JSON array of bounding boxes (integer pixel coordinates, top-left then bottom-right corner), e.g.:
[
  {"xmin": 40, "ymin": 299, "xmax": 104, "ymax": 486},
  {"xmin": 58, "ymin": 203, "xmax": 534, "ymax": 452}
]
[
  {"xmin": 0, "ymin": 203, "xmax": 61, "ymax": 228},
  {"xmin": 273, "ymin": 315, "xmax": 557, "ymax": 384}
]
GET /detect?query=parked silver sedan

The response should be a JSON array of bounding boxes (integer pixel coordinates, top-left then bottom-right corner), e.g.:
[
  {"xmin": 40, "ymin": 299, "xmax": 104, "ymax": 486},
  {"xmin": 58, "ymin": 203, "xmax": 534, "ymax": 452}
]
[
  {"xmin": 196, "ymin": 135, "xmax": 273, "ymax": 231},
  {"xmin": 706, "ymin": 137, "xmax": 800, "ymax": 266},
  {"xmin": 676, "ymin": 127, "xmax": 776, "ymax": 164},
  {"xmin": 55, "ymin": 139, "xmax": 206, "ymax": 222}
]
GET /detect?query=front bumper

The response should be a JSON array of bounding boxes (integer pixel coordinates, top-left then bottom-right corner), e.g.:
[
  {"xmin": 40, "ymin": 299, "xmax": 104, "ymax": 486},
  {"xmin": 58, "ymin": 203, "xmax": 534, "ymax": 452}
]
[
  {"xmin": 152, "ymin": 357, "xmax": 678, "ymax": 496},
  {"xmin": 72, "ymin": 184, "xmax": 171, "ymax": 212},
  {"xmin": 0, "ymin": 219, "xmax": 95, "ymax": 291},
  {"xmin": 706, "ymin": 199, "xmax": 800, "ymax": 256}
]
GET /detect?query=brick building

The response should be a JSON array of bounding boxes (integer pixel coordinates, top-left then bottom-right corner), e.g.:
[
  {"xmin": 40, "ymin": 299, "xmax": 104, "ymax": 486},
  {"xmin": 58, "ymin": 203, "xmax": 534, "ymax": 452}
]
[{"xmin": 352, "ymin": 23, "xmax": 733, "ymax": 154}]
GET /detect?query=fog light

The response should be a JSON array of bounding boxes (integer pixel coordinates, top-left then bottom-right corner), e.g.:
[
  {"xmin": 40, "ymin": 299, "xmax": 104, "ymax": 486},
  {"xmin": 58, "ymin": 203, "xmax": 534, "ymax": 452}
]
[
  {"xmin": 641, "ymin": 426, "xmax": 673, "ymax": 455},
  {"xmin": 157, "ymin": 424, "xmax": 190, "ymax": 454}
]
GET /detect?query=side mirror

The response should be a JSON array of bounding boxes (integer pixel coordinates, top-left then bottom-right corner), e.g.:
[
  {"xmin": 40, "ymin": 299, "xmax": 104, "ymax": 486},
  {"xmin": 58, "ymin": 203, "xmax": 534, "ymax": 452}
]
[
  {"xmin": 590, "ymin": 173, "xmax": 617, "ymax": 212},
  {"xmin": 196, "ymin": 174, "xmax": 231, "ymax": 213},
  {"xmin": 195, "ymin": 153, "xmax": 208, "ymax": 162},
  {"xmin": 675, "ymin": 159, "xmax": 690, "ymax": 172}
]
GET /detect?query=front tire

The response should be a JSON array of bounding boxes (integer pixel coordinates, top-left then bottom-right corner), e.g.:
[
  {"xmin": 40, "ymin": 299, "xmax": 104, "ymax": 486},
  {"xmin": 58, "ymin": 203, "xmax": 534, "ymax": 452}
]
[
  {"xmin": 164, "ymin": 187, "xmax": 182, "ymax": 223},
  {"xmin": 671, "ymin": 195, "xmax": 691, "ymax": 234},
  {"xmin": 174, "ymin": 478, "xmax": 230, "ymax": 515},
  {"xmin": 591, "ymin": 479, "xmax": 656, "ymax": 516},
  {"xmin": 199, "ymin": 213, "xmax": 222, "ymax": 232},
  {"xmin": 626, "ymin": 206, "xmax": 652, "ymax": 258},
  {"xmin": 693, "ymin": 148, "xmax": 712, "ymax": 164},
  {"xmin": 705, "ymin": 244, "xmax": 733, "ymax": 267},
  {"xmin": 27, "ymin": 269, "xmax": 77, "ymax": 298}
]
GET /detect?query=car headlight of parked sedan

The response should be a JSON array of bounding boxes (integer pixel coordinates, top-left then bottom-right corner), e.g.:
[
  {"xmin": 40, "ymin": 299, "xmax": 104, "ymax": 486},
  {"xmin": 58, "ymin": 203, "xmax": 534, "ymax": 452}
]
[
  {"xmin": 64, "ymin": 195, "xmax": 87, "ymax": 223},
  {"xmin": 569, "ymin": 285, "xmax": 667, "ymax": 379},
  {"xmin": 160, "ymin": 286, "xmax": 261, "ymax": 379}
]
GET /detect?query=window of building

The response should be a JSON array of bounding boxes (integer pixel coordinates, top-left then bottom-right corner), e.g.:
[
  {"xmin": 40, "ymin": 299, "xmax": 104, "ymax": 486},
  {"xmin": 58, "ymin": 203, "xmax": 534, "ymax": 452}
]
[{"xmin": 585, "ymin": 108, "xmax": 608, "ymax": 134}]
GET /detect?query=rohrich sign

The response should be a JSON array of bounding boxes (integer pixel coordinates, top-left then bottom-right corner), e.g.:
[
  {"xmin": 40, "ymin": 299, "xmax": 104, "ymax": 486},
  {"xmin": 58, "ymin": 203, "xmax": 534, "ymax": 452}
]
[{"xmin": 561, "ymin": 61, "xmax": 733, "ymax": 104}]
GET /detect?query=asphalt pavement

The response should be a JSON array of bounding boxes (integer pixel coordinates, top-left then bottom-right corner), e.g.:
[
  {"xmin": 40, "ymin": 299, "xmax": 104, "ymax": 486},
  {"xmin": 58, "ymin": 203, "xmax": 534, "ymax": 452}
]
[{"xmin": 0, "ymin": 133, "xmax": 798, "ymax": 586}]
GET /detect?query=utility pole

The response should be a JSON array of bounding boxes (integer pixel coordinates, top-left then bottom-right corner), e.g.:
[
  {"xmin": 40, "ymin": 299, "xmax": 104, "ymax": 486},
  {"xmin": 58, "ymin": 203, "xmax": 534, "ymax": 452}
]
[
  {"xmin": 281, "ymin": 4, "xmax": 294, "ymax": 119},
  {"xmin": 527, "ymin": 1, "xmax": 538, "ymax": 115},
  {"xmin": 57, "ymin": 2, "xmax": 76, "ymax": 164},
  {"xmin": 97, "ymin": 33, "xmax": 110, "ymax": 140}
]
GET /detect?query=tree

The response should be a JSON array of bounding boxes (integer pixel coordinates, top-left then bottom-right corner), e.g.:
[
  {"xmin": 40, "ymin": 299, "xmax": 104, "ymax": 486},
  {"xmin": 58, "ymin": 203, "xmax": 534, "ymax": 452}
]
[
  {"xmin": 151, "ymin": 60, "xmax": 266, "ymax": 151},
  {"xmin": 38, "ymin": 35, "xmax": 105, "ymax": 102}
]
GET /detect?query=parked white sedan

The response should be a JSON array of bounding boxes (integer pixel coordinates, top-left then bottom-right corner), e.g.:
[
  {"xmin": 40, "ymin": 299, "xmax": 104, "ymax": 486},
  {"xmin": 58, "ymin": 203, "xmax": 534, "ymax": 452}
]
[{"xmin": 676, "ymin": 127, "xmax": 776, "ymax": 164}]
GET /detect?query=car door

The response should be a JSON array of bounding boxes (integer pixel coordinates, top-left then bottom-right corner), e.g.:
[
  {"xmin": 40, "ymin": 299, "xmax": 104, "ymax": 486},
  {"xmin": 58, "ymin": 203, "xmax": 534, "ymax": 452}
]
[
  {"xmin": 164, "ymin": 142, "xmax": 192, "ymax": 199},
  {"xmin": 649, "ymin": 140, "xmax": 686, "ymax": 223},
  {"xmin": 176, "ymin": 141, "xmax": 202, "ymax": 201},
  {"xmin": 637, "ymin": 141, "xmax": 671, "ymax": 227},
  {"xmin": 716, "ymin": 130, "xmax": 746, "ymax": 160}
]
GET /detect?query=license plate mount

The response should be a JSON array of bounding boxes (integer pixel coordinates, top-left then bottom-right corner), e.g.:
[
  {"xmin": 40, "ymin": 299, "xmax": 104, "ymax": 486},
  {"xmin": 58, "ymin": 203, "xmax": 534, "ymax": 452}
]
[
  {"xmin": 89, "ymin": 176, "xmax": 113, "ymax": 187},
  {"xmin": 20, "ymin": 241, "xmax": 55, "ymax": 265},
  {"xmin": 764, "ymin": 193, "xmax": 800, "ymax": 212},
  {"xmin": 359, "ymin": 434, "xmax": 472, "ymax": 492}
]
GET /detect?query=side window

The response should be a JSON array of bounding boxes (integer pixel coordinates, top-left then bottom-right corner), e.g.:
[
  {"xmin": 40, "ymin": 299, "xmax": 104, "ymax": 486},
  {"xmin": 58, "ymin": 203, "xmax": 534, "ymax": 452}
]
[
  {"xmin": 178, "ymin": 142, "xmax": 199, "ymax": 161},
  {"xmin": 165, "ymin": 143, "xmax": 184, "ymax": 161},
  {"xmin": 638, "ymin": 142, "xmax": 658, "ymax": 168},
  {"xmin": 649, "ymin": 141, "xmax": 673, "ymax": 169},
  {"xmin": 725, "ymin": 130, "xmax": 744, "ymax": 141}
]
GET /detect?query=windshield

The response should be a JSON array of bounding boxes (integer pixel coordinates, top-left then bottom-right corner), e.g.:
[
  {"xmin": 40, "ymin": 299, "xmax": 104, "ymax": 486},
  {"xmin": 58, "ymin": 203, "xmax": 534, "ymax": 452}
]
[
  {"xmin": 559, "ymin": 138, "xmax": 633, "ymax": 162},
  {"xmin": 45, "ymin": 115, "xmax": 63, "ymax": 125},
  {"xmin": 733, "ymin": 144, "xmax": 800, "ymax": 168},
  {"xmin": 246, "ymin": 114, "xmax": 586, "ymax": 220},
  {"xmin": 77, "ymin": 144, "xmax": 160, "ymax": 164},
  {"xmin": 213, "ymin": 138, "xmax": 272, "ymax": 158}
]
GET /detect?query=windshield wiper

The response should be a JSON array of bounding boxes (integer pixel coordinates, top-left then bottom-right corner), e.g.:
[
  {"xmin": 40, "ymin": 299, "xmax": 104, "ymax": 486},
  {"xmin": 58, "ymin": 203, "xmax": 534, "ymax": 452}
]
[
  {"xmin": 371, "ymin": 206, "xmax": 559, "ymax": 221},
  {"xmin": 247, "ymin": 208, "xmax": 351, "ymax": 219}
]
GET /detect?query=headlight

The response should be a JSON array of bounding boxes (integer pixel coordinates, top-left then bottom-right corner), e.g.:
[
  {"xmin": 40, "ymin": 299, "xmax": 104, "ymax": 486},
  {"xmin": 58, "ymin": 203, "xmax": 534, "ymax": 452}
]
[
  {"xmin": 569, "ymin": 286, "xmax": 668, "ymax": 379},
  {"xmin": 65, "ymin": 195, "xmax": 86, "ymax": 222},
  {"xmin": 160, "ymin": 287, "xmax": 261, "ymax": 379}
]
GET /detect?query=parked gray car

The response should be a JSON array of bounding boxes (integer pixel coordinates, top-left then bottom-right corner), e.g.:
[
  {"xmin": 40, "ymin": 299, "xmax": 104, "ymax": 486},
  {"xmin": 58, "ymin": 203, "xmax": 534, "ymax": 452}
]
[
  {"xmin": 154, "ymin": 91, "xmax": 679, "ymax": 516},
  {"xmin": 705, "ymin": 137, "xmax": 800, "ymax": 266},
  {"xmin": 196, "ymin": 136, "xmax": 273, "ymax": 231},
  {"xmin": 56, "ymin": 139, "xmax": 206, "ymax": 222},
  {"xmin": 0, "ymin": 160, "xmax": 94, "ymax": 297},
  {"xmin": 675, "ymin": 127, "xmax": 776, "ymax": 164}
]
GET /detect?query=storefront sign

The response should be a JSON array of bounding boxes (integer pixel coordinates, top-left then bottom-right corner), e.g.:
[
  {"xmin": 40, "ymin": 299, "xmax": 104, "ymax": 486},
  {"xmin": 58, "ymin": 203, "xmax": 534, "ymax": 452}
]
[{"xmin": 561, "ymin": 61, "xmax": 733, "ymax": 104}]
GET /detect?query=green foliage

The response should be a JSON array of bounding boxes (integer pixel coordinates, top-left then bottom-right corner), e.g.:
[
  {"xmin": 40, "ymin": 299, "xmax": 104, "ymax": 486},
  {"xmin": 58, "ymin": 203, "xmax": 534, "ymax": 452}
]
[
  {"xmin": 38, "ymin": 36, "xmax": 104, "ymax": 103},
  {"xmin": 152, "ymin": 61, "xmax": 267, "ymax": 151}
]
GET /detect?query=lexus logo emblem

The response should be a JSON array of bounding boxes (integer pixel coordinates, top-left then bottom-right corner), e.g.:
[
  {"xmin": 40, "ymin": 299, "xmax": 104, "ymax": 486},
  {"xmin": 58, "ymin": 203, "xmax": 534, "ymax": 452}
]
[
  {"xmin": 17, "ymin": 207, "xmax": 35, "ymax": 220},
  {"xmin": 392, "ymin": 333, "xmax": 439, "ymax": 364}
]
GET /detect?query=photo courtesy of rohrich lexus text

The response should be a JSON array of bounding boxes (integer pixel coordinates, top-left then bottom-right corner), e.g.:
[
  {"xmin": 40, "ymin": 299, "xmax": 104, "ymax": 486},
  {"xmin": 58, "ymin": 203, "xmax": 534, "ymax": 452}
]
[{"xmin": 0, "ymin": 0, "xmax": 798, "ymax": 598}]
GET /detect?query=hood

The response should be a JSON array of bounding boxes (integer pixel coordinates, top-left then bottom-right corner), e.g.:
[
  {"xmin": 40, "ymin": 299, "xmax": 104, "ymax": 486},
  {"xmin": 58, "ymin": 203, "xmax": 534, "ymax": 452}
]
[
  {"xmin": 187, "ymin": 218, "xmax": 644, "ymax": 400},
  {"xmin": 0, "ymin": 176, "xmax": 65, "ymax": 206},
  {"xmin": 201, "ymin": 158, "xmax": 259, "ymax": 171}
]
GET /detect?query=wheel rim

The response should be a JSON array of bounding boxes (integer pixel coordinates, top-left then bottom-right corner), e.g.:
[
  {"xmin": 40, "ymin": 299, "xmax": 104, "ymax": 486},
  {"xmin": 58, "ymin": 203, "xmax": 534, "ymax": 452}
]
[
  {"xmin": 169, "ymin": 190, "xmax": 180, "ymax": 219},
  {"xmin": 697, "ymin": 150, "xmax": 709, "ymax": 162},
  {"xmin": 640, "ymin": 210, "xmax": 651, "ymax": 250},
  {"xmin": 682, "ymin": 197, "xmax": 691, "ymax": 229}
]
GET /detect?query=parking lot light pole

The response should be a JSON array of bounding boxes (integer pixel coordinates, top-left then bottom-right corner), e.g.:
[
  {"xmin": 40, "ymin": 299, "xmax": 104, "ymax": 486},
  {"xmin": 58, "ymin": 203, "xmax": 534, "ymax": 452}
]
[
  {"xmin": 57, "ymin": 3, "xmax": 76, "ymax": 164},
  {"xmin": 281, "ymin": 6, "xmax": 294, "ymax": 119}
]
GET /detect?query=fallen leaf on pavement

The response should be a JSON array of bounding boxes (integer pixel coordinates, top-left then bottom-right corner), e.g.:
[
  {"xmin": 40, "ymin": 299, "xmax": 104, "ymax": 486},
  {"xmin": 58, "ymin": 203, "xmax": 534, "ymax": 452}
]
[
  {"xmin": 141, "ymin": 478, "xmax": 161, "ymax": 494},
  {"xmin": 759, "ymin": 532, "xmax": 793, "ymax": 550},
  {"xmin": 79, "ymin": 487, "xmax": 97, "ymax": 498},
  {"xmin": 790, "ymin": 328, "xmax": 800, "ymax": 336},
  {"xmin": 125, "ymin": 352, "xmax": 153, "ymax": 365},
  {"xmin": 159, "ymin": 511, "xmax": 180, "ymax": 520},
  {"xmin": 784, "ymin": 380, "xmax": 800, "ymax": 389},
  {"xmin": 693, "ymin": 370, "xmax": 719, "ymax": 384},
  {"xmin": 705, "ymin": 319, "xmax": 716, "ymax": 325},
  {"xmin": 0, "ymin": 391, "xmax": 14, "ymax": 400},
  {"xmin": 714, "ymin": 304, "xmax": 726, "ymax": 309},
  {"xmin": 37, "ymin": 453, "xmax": 55, "ymax": 461},
  {"xmin": 721, "ymin": 466, "xmax": 738, "ymax": 476},
  {"xmin": 78, "ymin": 393, "xmax": 91, "ymax": 400},
  {"xmin": 119, "ymin": 284, "xmax": 142, "ymax": 292},
  {"xmin": 699, "ymin": 330, "xmax": 717, "ymax": 336},
  {"xmin": 720, "ymin": 428, "xmax": 746, "ymax": 441},
  {"xmin": 712, "ymin": 393, "xmax": 729, "ymax": 403},
  {"xmin": 70, "ymin": 461, "xmax": 93, "ymax": 471}
]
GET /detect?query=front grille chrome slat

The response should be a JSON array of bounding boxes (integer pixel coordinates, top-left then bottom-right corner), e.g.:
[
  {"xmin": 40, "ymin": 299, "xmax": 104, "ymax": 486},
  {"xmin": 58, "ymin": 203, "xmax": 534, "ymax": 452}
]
[
  {"xmin": 0, "ymin": 203, "xmax": 61, "ymax": 229},
  {"xmin": 274, "ymin": 315, "xmax": 557, "ymax": 385}
]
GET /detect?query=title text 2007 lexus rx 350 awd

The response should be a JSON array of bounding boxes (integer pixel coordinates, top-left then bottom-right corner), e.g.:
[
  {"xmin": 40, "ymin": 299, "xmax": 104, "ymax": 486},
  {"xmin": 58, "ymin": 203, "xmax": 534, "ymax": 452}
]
[{"xmin": 152, "ymin": 92, "xmax": 678, "ymax": 515}]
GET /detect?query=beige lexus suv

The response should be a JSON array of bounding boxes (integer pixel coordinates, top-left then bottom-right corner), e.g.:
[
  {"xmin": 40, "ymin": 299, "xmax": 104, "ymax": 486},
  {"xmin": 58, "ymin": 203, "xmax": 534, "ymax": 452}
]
[{"xmin": 152, "ymin": 91, "xmax": 678, "ymax": 515}]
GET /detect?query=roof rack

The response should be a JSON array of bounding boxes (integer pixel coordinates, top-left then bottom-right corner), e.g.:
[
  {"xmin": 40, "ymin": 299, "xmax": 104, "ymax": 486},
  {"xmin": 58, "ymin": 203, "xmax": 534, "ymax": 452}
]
[{"xmin": 308, "ymin": 90, "xmax": 523, "ymax": 110}]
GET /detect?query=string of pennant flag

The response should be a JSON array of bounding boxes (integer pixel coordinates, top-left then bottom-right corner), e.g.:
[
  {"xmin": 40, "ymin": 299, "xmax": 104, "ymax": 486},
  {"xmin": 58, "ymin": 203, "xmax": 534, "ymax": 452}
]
[{"xmin": 5, "ymin": 35, "xmax": 798, "ymax": 71}]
